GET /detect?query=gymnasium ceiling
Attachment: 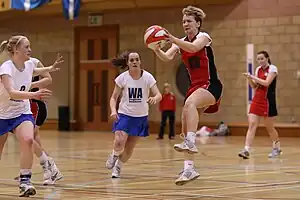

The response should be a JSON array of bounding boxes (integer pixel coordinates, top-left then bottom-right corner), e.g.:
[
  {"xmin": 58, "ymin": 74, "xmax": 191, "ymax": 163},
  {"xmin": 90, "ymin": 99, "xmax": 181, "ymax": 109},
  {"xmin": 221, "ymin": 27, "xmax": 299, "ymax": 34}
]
[{"xmin": 0, "ymin": 0, "xmax": 239, "ymax": 15}]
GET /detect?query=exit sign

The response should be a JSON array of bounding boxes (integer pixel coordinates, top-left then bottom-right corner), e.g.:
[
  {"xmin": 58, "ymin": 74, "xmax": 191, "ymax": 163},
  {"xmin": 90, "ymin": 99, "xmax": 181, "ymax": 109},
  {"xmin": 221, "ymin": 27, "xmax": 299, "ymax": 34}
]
[{"xmin": 88, "ymin": 15, "xmax": 103, "ymax": 26}]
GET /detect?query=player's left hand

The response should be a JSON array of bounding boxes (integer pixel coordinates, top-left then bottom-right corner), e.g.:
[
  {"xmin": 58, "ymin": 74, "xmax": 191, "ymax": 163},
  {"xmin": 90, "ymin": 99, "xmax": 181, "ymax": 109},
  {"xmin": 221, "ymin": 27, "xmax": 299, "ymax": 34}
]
[
  {"xmin": 163, "ymin": 29, "xmax": 175, "ymax": 44},
  {"xmin": 50, "ymin": 53, "xmax": 64, "ymax": 72},
  {"xmin": 242, "ymin": 72, "xmax": 251, "ymax": 79},
  {"xmin": 147, "ymin": 97, "xmax": 158, "ymax": 104}
]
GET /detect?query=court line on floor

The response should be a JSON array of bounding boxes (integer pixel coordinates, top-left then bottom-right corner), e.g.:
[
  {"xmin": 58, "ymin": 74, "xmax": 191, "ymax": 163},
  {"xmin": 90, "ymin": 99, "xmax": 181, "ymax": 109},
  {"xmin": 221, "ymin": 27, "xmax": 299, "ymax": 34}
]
[{"xmin": 108, "ymin": 180, "xmax": 300, "ymax": 200}]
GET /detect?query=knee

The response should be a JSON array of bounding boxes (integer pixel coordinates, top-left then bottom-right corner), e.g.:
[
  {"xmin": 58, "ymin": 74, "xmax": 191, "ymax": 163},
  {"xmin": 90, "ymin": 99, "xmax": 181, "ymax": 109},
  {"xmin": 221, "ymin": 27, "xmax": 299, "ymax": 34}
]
[
  {"xmin": 248, "ymin": 121, "xmax": 258, "ymax": 132},
  {"xmin": 114, "ymin": 132, "xmax": 126, "ymax": 148},
  {"xmin": 184, "ymin": 100, "xmax": 197, "ymax": 111},
  {"xmin": 21, "ymin": 136, "xmax": 34, "ymax": 147}
]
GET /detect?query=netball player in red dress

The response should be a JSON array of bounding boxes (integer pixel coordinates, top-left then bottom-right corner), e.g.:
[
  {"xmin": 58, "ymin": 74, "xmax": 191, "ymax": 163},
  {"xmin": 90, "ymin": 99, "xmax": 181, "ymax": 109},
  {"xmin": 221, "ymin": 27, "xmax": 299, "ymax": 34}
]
[
  {"xmin": 153, "ymin": 5, "xmax": 223, "ymax": 185},
  {"xmin": 238, "ymin": 51, "xmax": 281, "ymax": 159}
]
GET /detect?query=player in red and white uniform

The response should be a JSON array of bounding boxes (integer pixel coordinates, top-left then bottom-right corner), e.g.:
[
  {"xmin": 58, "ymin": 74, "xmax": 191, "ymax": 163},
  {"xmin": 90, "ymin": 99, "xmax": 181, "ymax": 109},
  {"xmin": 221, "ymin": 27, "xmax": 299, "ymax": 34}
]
[
  {"xmin": 238, "ymin": 51, "xmax": 281, "ymax": 159},
  {"xmin": 153, "ymin": 5, "xmax": 223, "ymax": 185}
]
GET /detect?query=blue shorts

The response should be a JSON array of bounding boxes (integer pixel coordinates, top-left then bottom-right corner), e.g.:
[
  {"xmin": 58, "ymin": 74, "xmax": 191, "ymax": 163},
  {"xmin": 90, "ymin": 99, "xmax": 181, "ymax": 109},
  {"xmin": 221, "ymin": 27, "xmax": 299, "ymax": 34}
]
[
  {"xmin": 0, "ymin": 114, "xmax": 35, "ymax": 136},
  {"xmin": 112, "ymin": 113, "xmax": 149, "ymax": 137}
]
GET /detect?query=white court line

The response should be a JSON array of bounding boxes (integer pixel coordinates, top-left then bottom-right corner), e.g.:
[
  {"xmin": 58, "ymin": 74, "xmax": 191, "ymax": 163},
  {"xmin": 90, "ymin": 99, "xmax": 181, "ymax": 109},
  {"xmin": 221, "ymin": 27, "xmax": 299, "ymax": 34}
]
[
  {"xmin": 110, "ymin": 180, "xmax": 300, "ymax": 200},
  {"xmin": 62, "ymin": 163, "xmax": 300, "ymax": 188}
]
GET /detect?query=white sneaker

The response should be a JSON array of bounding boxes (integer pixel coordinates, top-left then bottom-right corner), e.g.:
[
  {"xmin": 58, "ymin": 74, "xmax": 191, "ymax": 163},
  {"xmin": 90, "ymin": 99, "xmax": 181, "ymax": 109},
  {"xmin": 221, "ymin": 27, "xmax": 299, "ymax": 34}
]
[
  {"xmin": 43, "ymin": 158, "xmax": 63, "ymax": 185},
  {"xmin": 178, "ymin": 167, "xmax": 197, "ymax": 176},
  {"xmin": 175, "ymin": 168, "xmax": 200, "ymax": 186},
  {"xmin": 41, "ymin": 160, "xmax": 52, "ymax": 185},
  {"xmin": 268, "ymin": 148, "xmax": 282, "ymax": 158},
  {"xmin": 174, "ymin": 138, "xmax": 198, "ymax": 154},
  {"xmin": 19, "ymin": 179, "xmax": 36, "ymax": 197},
  {"xmin": 112, "ymin": 165, "xmax": 121, "ymax": 178},
  {"xmin": 106, "ymin": 153, "xmax": 119, "ymax": 170}
]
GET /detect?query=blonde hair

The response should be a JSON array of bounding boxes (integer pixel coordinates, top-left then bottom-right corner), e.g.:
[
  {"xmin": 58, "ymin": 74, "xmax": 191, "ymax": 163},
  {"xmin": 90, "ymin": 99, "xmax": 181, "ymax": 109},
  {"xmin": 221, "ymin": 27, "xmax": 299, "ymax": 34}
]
[
  {"xmin": 164, "ymin": 82, "xmax": 170, "ymax": 88},
  {"xmin": 182, "ymin": 6, "xmax": 206, "ymax": 27},
  {"xmin": 0, "ymin": 35, "xmax": 27, "ymax": 65}
]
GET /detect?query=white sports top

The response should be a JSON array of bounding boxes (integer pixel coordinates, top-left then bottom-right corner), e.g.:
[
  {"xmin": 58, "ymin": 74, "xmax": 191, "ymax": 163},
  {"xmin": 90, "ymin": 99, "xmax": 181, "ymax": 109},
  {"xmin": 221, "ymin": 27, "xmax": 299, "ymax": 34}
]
[
  {"xmin": 0, "ymin": 60, "xmax": 35, "ymax": 119},
  {"xmin": 116, "ymin": 70, "xmax": 156, "ymax": 117}
]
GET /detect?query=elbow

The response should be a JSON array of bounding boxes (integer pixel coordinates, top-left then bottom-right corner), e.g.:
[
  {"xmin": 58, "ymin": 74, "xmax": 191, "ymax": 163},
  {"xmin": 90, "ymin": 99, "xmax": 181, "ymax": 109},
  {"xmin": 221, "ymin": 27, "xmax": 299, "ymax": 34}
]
[
  {"xmin": 8, "ymin": 92, "xmax": 16, "ymax": 100},
  {"xmin": 8, "ymin": 90, "xmax": 28, "ymax": 100},
  {"xmin": 262, "ymin": 82, "xmax": 270, "ymax": 87},
  {"xmin": 7, "ymin": 89, "xmax": 17, "ymax": 99},
  {"xmin": 47, "ymin": 77, "xmax": 52, "ymax": 84}
]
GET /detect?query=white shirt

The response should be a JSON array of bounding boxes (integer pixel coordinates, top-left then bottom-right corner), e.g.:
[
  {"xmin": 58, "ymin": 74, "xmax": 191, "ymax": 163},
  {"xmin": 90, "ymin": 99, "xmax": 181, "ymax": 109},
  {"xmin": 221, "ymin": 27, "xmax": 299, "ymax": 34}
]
[
  {"xmin": 29, "ymin": 57, "xmax": 40, "ymax": 68},
  {"xmin": 0, "ymin": 60, "xmax": 35, "ymax": 119},
  {"xmin": 255, "ymin": 64, "xmax": 278, "ymax": 76},
  {"xmin": 116, "ymin": 70, "xmax": 156, "ymax": 117}
]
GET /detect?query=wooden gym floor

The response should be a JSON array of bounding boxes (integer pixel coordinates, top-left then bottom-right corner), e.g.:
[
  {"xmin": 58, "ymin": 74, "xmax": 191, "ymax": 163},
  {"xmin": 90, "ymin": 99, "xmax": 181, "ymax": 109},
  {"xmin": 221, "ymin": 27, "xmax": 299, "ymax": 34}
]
[{"xmin": 1, "ymin": 131, "xmax": 300, "ymax": 199}]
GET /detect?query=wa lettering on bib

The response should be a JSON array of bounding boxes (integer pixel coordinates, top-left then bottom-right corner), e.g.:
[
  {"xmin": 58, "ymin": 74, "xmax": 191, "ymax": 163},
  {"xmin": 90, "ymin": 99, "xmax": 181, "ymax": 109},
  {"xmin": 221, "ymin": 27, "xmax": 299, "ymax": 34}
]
[{"xmin": 128, "ymin": 87, "xmax": 143, "ymax": 103}]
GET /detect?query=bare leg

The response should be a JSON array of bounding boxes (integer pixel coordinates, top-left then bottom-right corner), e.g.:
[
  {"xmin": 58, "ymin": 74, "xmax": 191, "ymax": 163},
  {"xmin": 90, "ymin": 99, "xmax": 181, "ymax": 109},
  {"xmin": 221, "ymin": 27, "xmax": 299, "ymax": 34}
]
[
  {"xmin": 106, "ymin": 131, "xmax": 128, "ymax": 170},
  {"xmin": 264, "ymin": 117, "xmax": 281, "ymax": 158},
  {"xmin": 238, "ymin": 114, "xmax": 260, "ymax": 159},
  {"xmin": 0, "ymin": 134, "xmax": 8, "ymax": 160}
]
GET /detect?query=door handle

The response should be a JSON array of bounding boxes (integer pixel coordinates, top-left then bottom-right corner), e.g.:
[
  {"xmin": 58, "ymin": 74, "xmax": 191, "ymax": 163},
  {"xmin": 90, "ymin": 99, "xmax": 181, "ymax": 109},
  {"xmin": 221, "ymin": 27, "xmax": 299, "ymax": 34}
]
[{"xmin": 93, "ymin": 83, "xmax": 100, "ymax": 105}]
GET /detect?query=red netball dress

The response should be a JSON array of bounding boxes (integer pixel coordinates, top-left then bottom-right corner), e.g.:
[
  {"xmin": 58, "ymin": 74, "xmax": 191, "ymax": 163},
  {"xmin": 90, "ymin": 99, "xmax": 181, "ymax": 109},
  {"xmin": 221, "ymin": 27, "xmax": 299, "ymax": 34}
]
[
  {"xmin": 179, "ymin": 32, "xmax": 223, "ymax": 113},
  {"xmin": 249, "ymin": 65, "xmax": 278, "ymax": 117}
]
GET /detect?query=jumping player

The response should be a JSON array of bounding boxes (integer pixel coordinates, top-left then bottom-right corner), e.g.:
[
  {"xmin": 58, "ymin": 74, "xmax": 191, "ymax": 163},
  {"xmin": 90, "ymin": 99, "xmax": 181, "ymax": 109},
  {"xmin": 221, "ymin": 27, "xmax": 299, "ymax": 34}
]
[
  {"xmin": 238, "ymin": 51, "xmax": 281, "ymax": 159},
  {"xmin": 153, "ymin": 5, "xmax": 223, "ymax": 185},
  {"xmin": 106, "ymin": 50, "xmax": 162, "ymax": 178}
]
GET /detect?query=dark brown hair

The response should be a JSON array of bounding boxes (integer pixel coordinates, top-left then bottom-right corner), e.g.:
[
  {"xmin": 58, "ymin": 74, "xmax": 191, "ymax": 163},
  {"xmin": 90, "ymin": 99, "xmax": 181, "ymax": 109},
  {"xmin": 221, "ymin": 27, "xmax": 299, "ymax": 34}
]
[
  {"xmin": 257, "ymin": 50, "xmax": 271, "ymax": 64},
  {"xmin": 111, "ymin": 50, "xmax": 140, "ymax": 69}
]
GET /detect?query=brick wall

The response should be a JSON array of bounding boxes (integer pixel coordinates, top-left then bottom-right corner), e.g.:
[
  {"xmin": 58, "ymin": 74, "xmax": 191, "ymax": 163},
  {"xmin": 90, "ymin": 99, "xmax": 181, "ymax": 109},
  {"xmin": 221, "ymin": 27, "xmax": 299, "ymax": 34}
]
[
  {"xmin": 104, "ymin": 0, "xmax": 300, "ymax": 124},
  {"xmin": 0, "ymin": 0, "xmax": 300, "ymax": 125}
]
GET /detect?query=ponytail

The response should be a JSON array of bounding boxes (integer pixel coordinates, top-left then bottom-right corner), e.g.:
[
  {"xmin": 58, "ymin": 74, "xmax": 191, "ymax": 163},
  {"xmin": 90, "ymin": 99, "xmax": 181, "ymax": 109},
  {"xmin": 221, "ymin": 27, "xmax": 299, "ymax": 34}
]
[
  {"xmin": 0, "ymin": 40, "xmax": 8, "ymax": 53},
  {"xmin": 111, "ymin": 50, "xmax": 131, "ymax": 69},
  {"xmin": 0, "ymin": 40, "xmax": 10, "ymax": 65}
]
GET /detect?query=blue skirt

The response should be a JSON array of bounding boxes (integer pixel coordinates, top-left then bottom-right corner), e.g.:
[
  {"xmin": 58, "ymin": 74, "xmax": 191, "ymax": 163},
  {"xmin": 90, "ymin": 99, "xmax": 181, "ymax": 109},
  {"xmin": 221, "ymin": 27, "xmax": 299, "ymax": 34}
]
[
  {"xmin": 112, "ymin": 113, "xmax": 149, "ymax": 137},
  {"xmin": 0, "ymin": 114, "xmax": 35, "ymax": 136}
]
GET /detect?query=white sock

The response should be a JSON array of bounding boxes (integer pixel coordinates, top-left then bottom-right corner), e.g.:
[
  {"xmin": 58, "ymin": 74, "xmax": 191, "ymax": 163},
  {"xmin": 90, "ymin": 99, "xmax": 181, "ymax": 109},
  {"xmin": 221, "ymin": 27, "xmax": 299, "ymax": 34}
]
[
  {"xmin": 39, "ymin": 152, "xmax": 48, "ymax": 164},
  {"xmin": 244, "ymin": 146, "xmax": 250, "ymax": 151},
  {"xmin": 20, "ymin": 169, "xmax": 32, "ymax": 175},
  {"xmin": 187, "ymin": 132, "xmax": 196, "ymax": 143},
  {"xmin": 273, "ymin": 140, "xmax": 280, "ymax": 149},
  {"xmin": 184, "ymin": 160, "xmax": 194, "ymax": 170},
  {"xmin": 113, "ymin": 149, "xmax": 123, "ymax": 156}
]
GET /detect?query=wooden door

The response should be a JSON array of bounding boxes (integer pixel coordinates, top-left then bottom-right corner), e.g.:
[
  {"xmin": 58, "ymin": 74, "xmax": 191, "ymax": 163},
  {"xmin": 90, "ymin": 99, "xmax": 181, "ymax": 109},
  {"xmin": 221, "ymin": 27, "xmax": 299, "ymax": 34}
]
[{"xmin": 75, "ymin": 25, "xmax": 118, "ymax": 131}]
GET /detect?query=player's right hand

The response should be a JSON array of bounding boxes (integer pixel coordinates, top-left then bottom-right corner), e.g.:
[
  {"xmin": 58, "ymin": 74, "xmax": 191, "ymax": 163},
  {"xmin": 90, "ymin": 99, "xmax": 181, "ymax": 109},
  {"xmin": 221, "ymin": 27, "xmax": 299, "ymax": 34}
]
[
  {"xmin": 33, "ymin": 88, "xmax": 52, "ymax": 101},
  {"xmin": 110, "ymin": 112, "xmax": 118, "ymax": 121}
]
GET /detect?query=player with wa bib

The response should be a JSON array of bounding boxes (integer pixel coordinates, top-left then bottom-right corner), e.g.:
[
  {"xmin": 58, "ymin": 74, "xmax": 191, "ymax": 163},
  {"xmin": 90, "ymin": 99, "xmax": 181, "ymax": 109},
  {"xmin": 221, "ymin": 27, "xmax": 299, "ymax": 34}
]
[{"xmin": 105, "ymin": 50, "xmax": 162, "ymax": 178}]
